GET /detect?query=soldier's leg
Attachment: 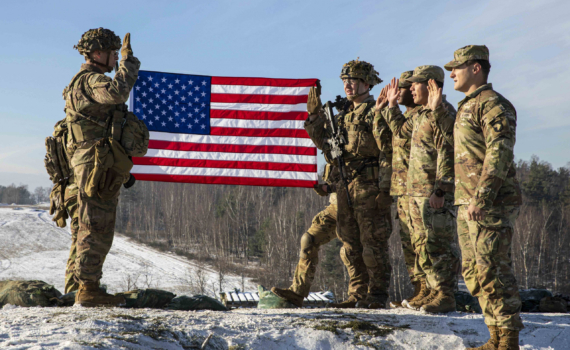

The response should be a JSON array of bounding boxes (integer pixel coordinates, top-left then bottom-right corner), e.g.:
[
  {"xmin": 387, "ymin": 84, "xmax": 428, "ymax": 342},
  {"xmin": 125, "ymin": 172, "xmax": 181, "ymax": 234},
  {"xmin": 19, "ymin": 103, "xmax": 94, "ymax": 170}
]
[
  {"xmin": 473, "ymin": 206, "xmax": 524, "ymax": 330},
  {"xmin": 64, "ymin": 182, "xmax": 80, "ymax": 294},
  {"xmin": 457, "ymin": 205, "xmax": 483, "ymax": 301},
  {"xmin": 408, "ymin": 197, "xmax": 428, "ymax": 283},
  {"xmin": 397, "ymin": 195, "xmax": 416, "ymax": 282},
  {"xmin": 289, "ymin": 203, "xmax": 338, "ymax": 297},
  {"xmin": 336, "ymin": 180, "xmax": 368, "ymax": 299},
  {"xmin": 352, "ymin": 177, "xmax": 391, "ymax": 300}
]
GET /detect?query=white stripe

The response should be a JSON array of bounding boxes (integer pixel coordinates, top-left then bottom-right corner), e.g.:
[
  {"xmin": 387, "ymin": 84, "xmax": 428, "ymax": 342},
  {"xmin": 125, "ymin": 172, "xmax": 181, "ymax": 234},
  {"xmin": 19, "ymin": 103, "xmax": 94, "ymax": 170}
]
[
  {"xmin": 211, "ymin": 85, "xmax": 311, "ymax": 96},
  {"xmin": 149, "ymin": 131, "xmax": 315, "ymax": 147},
  {"xmin": 143, "ymin": 149, "xmax": 316, "ymax": 164},
  {"xmin": 210, "ymin": 119, "xmax": 304, "ymax": 129},
  {"xmin": 131, "ymin": 165, "xmax": 318, "ymax": 181},
  {"xmin": 211, "ymin": 102, "xmax": 306, "ymax": 112}
]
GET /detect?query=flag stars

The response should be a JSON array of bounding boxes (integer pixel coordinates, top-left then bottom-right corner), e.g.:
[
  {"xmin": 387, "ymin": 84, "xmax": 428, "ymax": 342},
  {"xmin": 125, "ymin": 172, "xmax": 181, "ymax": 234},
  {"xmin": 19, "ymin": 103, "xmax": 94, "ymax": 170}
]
[
  {"xmin": 181, "ymin": 85, "xmax": 186, "ymax": 90},
  {"xmin": 201, "ymin": 113, "xmax": 206, "ymax": 118},
  {"xmin": 147, "ymin": 76, "xmax": 153, "ymax": 81},
  {"xmin": 161, "ymin": 77, "xmax": 167, "ymax": 83},
  {"xmin": 135, "ymin": 108, "xmax": 140, "ymax": 113},
  {"xmin": 155, "ymin": 93, "xmax": 160, "ymax": 98},
  {"xmin": 194, "ymin": 86, "xmax": 200, "ymax": 91},
  {"xmin": 149, "ymin": 121, "xmax": 154, "ymax": 126},
  {"xmin": 194, "ymin": 108, "xmax": 199, "ymax": 112},
  {"xmin": 181, "ymin": 117, "xmax": 186, "ymax": 122},
  {"xmin": 188, "ymin": 123, "xmax": 192, "ymax": 128},
  {"xmin": 175, "ymin": 123, "xmax": 179, "ymax": 128},
  {"xmin": 181, "ymin": 106, "xmax": 186, "ymax": 111},
  {"xmin": 175, "ymin": 101, "xmax": 179, "ymax": 106},
  {"xmin": 161, "ymin": 89, "xmax": 166, "ymax": 94},
  {"xmin": 194, "ymin": 97, "xmax": 199, "ymax": 102},
  {"xmin": 136, "ymin": 86, "xmax": 141, "ymax": 91},
  {"xmin": 201, "ymin": 124, "xmax": 206, "ymax": 129},
  {"xmin": 136, "ymin": 97, "xmax": 141, "ymax": 102},
  {"xmin": 189, "ymin": 80, "xmax": 193, "ymax": 85},
  {"xmin": 162, "ymin": 99, "xmax": 167, "ymax": 104},
  {"xmin": 162, "ymin": 111, "xmax": 167, "ymax": 115},
  {"xmin": 201, "ymin": 103, "xmax": 206, "ymax": 107},
  {"xmin": 161, "ymin": 122, "xmax": 166, "ymax": 126},
  {"xmin": 188, "ymin": 92, "xmax": 193, "ymax": 96},
  {"xmin": 142, "ymin": 103, "xmax": 147, "ymax": 108},
  {"xmin": 201, "ymin": 92, "xmax": 206, "ymax": 97},
  {"xmin": 155, "ymin": 104, "xmax": 160, "ymax": 109},
  {"xmin": 142, "ymin": 81, "xmax": 147, "ymax": 86},
  {"xmin": 201, "ymin": 81, "xmax": 207, "ymax": 86},
  {"xmin": 175, "ymin": 112, "xmax": 179, "ymax": 117},
  {"xmin": 194, "ymin": 118, "xmax": 199, "ymax": 124},
  {"xmin": 149, "ymin": 98, "xmax": 154, "ymax": 103},
  {"xmin": 142, "ymin": 115, "xmax": 147, "ymax": 119},
  {"xmin": 154, "ymin": 83, "xmax": 159, "ymax": 88},
  {"xmin": 155, "ymin": 116, "xmax": 160, "ymax": 121},
  {"xmin": 168, "ymin": 105, "xmax": 173, "ymax": 110},
  {"xmin": 168, "ymin": 116, "xmax": 173, "ymax": 121},
  {"xmin": 149, "ymin": 110, "xmax": 153, "ymax": 114},
  {"xmin": 168, "ymin": 84, "xmax": 173, "ymax": 89},
  {"xmin": 174, "ymin": 90, "xmax": 179, "ymax": 95},
  {"xmin": 149, "ymin": 87, "xmax": 153, "ymax": 92},
  {"xmin": 181, "ymin": 97, "xmax": 186, "ymax": 101},
  {"xmin": 142, "ymin": 92, "xmax": 147, "ymax": 97}
]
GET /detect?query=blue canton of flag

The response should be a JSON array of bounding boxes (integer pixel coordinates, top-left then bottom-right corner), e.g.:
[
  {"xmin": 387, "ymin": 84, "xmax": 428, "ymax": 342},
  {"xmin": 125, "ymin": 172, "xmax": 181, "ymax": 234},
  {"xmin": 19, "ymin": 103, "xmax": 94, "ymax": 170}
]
[{"xmin": 130, "ymin": 71, "xmax": 211, "ymax": 135}]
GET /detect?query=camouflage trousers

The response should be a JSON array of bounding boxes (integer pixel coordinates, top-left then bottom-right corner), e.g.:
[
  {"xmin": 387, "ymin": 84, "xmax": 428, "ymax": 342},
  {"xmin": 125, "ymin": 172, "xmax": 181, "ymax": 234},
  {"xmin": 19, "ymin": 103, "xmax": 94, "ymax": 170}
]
[
  {"xmin": 409, "ymin": 195, "xmax": 459, "ymax": 293},
  {"xmin": 336, "ymin": 175, "xmax": 392, "ymax": 299},
  {"xmin": 457, "ymin": 204, "xmax": 524, "ymax": 330},
  {"xmin": 396, "ymin": 195, "xmax": 417, "ymax": 282},
  {"xmin": 74, "ymin": 163, "xmax": 119, "ymax": 285},
  {"xmin": 289, "ymin": 201, "xmax": 338, "ymax": 297},
  {"xmin": 64, "ymin": 182, "xmax": 80, "ymax": 294}
]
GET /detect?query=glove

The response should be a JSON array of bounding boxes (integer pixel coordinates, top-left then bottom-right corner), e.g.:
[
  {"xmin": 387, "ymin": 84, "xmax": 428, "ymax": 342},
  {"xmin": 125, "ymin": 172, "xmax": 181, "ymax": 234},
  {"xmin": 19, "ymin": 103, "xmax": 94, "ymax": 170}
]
[
  {"xmin": 123, "ymin": 173, "xmax": 136, "ymax": 188},
  {"xmin": 312, "ymin": 184, "xmax": 330, "ymax": 197},
  {"xmin": 307, "ymin": 84, "xmax": 322, "ymax": 115},
  {"xmin": 121, "ymin": 33, "xmax": 133, "ymax": 57}
]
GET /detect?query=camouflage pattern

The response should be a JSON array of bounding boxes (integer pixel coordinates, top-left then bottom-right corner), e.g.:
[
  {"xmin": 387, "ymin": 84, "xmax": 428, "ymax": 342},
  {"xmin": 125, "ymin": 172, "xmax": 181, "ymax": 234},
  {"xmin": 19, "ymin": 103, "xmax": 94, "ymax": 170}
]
[
  {"xmin": 397, "ymin": 195, "xmax": 416, "ymax": 281},
  {"xmin": 457, "ymin": 204, "xmax": 524, "ymax": 330},
  {"xmin": 431, "ymin": 84, "xmax": 522, "ymax": 209},
  {"xmin": 64, "ymin": 181, "xmax": 79, "ymax": 294},
  {"xmin": 289, "ymin": 199, "xmax": 338, "ymax": 297},
  {"xmin": 63, "ymin": 41, "xmax": 140, "ymax": 285},
  {"xmin": 406, "ymin": 65, "xmax": 445, "ymax": 84},
  {"xmin": 409, "ymin": 194, "xmax": 459, "ymax": 293},
  {"xmin": 398, "ymin": 71, "xmax": 414, "ymax": 89},
  {"xmin": 340, "ymin": 59, "xmax": 382, "ymax": 87},
  {"xmin": 74, "ymin": 28, "xmax": 121, "ymax": 59},
  {"xmin": 444, "ymin": 45, "xmax": 490, "ymax": 71},
  {"xmin": 383, "ymin": 99, "xmax": 456, "ymax": 197},
  {"xmin": 372, "ymin": 107, "xmax": 393, "ymax": 193}
]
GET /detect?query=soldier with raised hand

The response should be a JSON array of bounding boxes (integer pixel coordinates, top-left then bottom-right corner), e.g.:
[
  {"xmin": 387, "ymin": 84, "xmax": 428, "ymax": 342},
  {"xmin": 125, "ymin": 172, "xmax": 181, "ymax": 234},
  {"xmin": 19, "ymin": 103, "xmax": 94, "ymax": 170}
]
[
  {"xmin": 429, "ymin": 45, "xmax": 523, "ymax": 350},
  {"xmin": 303, "ymin": 60, "xmax": 392, "ymax": 309},
  {"xmin": 64, "ymin": 28, "xmax": 141, "ymax": 307},
  {"xmin": 383, "ymin": 66, "xmax": 459, "ymax": 313},
  {"xmin": 374, "ymin": 71, "xmax": 423, "ymax": 308}
]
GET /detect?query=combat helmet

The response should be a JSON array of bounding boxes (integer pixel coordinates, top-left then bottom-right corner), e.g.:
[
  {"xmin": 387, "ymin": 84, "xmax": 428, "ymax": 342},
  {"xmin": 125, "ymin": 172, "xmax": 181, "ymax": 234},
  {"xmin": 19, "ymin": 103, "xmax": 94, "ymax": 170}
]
[
  {"xmin": 340, "ymin": 59, "xmax": 383, "ymax": 89},
  {"xmin": 74, "ymin": 27, "xmax": 121, "ymax": 59}
]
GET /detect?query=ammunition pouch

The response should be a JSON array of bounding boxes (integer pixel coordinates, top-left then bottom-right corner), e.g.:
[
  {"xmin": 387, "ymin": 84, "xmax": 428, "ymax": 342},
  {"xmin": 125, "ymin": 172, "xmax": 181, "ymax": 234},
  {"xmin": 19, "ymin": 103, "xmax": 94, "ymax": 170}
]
[
  {"xmin": 348, "ymin": 158, "xmax": 379, "ymax": 181},
  {"xmin": 120, "ymin": 111, "xmax": 149, "ymax": 157}
]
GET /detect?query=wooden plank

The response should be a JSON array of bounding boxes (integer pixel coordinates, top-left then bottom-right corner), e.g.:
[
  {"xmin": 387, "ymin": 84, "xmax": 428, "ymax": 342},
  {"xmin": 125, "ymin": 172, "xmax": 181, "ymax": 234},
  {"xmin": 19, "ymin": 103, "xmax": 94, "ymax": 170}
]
[
  {"xmin": 231, "ymin": 292, "xmax": 240, "ymax": 303},
  {"xmin": 307, "ymin": 294, "xmax": 318, "ymax": 302},
  {"xmin": 313, "ymin": 293, "xmax": 329, "ymax": 302},
  {"xmin": 245, "ymin": 293, "xmax": 255, "ymax": 302},
  {"xmin": 252, "ymin": 293, "xmax": 260, "ymax": 301},
  {"xmin": 238, "ymin": 293, "xmax": 248, "ymax": 302},
  {"xmin": 224, "ymin": 293, "xmax": 233, "ymax": 302}
]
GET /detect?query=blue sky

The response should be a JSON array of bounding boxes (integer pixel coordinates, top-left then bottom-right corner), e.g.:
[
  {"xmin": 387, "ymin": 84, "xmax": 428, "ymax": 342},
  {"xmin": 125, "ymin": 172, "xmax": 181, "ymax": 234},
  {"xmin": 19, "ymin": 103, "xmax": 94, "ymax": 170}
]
[{"xmin": 1, "ymin": 0, "xmax": 569, "ymax": 189}]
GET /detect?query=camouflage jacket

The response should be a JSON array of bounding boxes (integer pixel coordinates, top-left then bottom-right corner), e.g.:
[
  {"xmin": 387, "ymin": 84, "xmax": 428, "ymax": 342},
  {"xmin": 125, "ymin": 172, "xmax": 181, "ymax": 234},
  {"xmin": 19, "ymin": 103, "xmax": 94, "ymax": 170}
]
[
  {"xmin": 305, "ymin": 96, "xmax": 386, "ymax": 188},
  {"xmin": 373, "ymin": 107, "xmax": 393, "ymax": 192},
  {"xmin": 383, "ymin": 98, "xmax": 456, "ymax": 197},
  {"xmin": 63, "ymin": 54, "xmax": 140, "ymax": 165},
  {"xmin": 377, "ymin": 105, "xmax": 421, "ymax": 196},
  {"xmin": 431, "ymin": 84, "xmax": 522, "ymax": 209}
]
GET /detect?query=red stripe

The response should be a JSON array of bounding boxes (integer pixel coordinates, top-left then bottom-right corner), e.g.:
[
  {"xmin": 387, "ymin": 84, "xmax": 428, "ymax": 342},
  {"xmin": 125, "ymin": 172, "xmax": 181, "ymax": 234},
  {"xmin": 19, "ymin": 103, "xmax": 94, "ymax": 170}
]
[
  {"xmin": 211, "ymin": 77, "xmax": 318, "ymax": 87},
  {"xmin": 148, "ymin": 140, "xmax": 316, "ymax": 156},
  {"xmin": 210, "ymin": 127, "xmax": 310, "ymax": 138},
  {"xmin": 133, "ymin": 174, "xmax": 317, "ymax": 188},
  {"xmin": 132, "ymin": 157, "xmax": 317, "ymax": 172},
  {"xmin": 210, "ymin": 110, "xmax": 307, "ymax": 121},
  {"xmin": 210, "ymin": 94, "xmax": 307, "ymax": 104}
]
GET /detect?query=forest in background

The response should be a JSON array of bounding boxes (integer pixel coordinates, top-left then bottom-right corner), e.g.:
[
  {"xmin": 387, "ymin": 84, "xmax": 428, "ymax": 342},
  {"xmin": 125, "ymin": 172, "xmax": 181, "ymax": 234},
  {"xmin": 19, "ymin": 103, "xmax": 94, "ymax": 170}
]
[{"xmin": 3, "ymin": 155, "xmax": 570, "ymax": 301}]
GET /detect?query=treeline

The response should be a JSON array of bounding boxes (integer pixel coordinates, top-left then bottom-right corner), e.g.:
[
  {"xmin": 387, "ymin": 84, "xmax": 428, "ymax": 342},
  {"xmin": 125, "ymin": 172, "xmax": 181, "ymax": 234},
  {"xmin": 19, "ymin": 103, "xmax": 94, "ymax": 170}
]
[
  {"xmin": 0, "ymin": 184, "xmax": 50, "ymax": 205},
  {"xmin": 113, "ymin": 155, "xmax": 570, "ymax": 300}
]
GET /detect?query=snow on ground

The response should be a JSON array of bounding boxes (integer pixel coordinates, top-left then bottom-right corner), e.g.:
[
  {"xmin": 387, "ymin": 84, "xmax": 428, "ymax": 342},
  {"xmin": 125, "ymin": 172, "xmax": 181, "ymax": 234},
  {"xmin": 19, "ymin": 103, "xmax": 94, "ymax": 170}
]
[
  {"xmin": 0, "ymin": 206, "xmax": 256, "ymax": 295},
  {"xmin": 1, "ymin": 205, "xmax": 570, "ymax": 349},
  {"xmin": 1, "ymin": 305, "xmax": 569, "ymax": 349}
]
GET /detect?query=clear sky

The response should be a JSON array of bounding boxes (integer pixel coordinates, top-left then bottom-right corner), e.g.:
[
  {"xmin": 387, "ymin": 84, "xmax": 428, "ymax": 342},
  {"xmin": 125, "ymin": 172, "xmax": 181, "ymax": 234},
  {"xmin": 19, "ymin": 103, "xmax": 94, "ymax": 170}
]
[{"xmin": 1, "ymin": 0, "xmax": 569, "ymax": 190}]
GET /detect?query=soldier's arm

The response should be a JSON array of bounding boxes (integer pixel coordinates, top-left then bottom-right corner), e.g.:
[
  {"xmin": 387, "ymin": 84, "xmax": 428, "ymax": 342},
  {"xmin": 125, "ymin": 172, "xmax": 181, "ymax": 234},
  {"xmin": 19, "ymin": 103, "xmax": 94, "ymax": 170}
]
[
  {"xmin": 433, "ymin": 107, "xmax": 456, "ymax": 194},
  {"xmin": 86, "ymin": 55, "xmax": 141, "ymax": 104},
  {"xmin": 430, "ymin": 103, "xmax": 455, "ymax": 145},
  {"xmin": 372, "ymin": 109, "xmax": 393, "ymax": 192},
  {"xmin": 382, "ymin": 105, "xmax": 413, "ymax": 139},
  {"xmin": 304, "ymin": 111, "xmax": 330, "ymax": 150},
  {"xmin": 471, "ymin": 101, "xmax": 517, "ymax": 210}
]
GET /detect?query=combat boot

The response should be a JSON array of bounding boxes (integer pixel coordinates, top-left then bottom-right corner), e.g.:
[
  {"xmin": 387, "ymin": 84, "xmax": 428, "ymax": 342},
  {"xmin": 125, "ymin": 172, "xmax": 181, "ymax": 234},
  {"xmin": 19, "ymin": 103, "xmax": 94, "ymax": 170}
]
[
  {"xmin": 327, "ymin": 295, "xmax": 361, "ymax": 309},
  {"xmin": 75, "ymin": 283, "xmax": 126, "ymax": 307},
  {"xmin": 498, "ymin": 328, "xmax": 520, "ymax": 350},
  {"xmin": 390, "ymin": 280, "xmax": 421, "ymax": 308},
  {"xmin": 355, "ymin": 294, "xmax": 387, "ymax": 309},
  {"xmin": 270, "ymin": 287, "xmax": 304, "ymax": 307},
  {"xmin": 420, "ymin": 290, "xmax": 456, "ymax": 313},
  {"xmin": 402, "ymin": 280, "xmax": 429, "ymax": 308},
  {"xmin": 407, "ymin": 288, "xmax": 437, "ymax": 310},
  {"xmin": 466, "ymin": 325, "xmax": 500, "ymax": 350}
]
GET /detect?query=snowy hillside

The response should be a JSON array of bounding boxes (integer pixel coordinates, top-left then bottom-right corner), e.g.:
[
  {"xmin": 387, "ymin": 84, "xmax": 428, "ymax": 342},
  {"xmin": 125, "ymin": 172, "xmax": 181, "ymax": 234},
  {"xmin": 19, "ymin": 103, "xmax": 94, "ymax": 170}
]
[{"xmin": 0, "ymin": 206, "xmax": 256, "ymax": 295}]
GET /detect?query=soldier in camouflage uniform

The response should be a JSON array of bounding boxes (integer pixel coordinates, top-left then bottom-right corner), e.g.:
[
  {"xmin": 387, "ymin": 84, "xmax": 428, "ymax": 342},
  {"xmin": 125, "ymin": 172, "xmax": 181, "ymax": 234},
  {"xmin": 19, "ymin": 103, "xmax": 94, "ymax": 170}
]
[
  {"xmin": 374, "ymin": 71, "xmax": 423, "ymax": 308},
  {"xmin": 383, "ymin": 66, "xmax": 459, "ymax": 313},
  {"xmin": 64, "ymin": 28, "xmax": 141, "ymax": 307},
  {"xmin": 64, "ymin": 182, "xmax": 80, "ymax": 293},
  {"xmin": 304, "ymin": 60, "xmax": 392, "ymax": 308},
  {"xmin": 429, "ymin": 45, "xmax": 523, "ymax": 350}
]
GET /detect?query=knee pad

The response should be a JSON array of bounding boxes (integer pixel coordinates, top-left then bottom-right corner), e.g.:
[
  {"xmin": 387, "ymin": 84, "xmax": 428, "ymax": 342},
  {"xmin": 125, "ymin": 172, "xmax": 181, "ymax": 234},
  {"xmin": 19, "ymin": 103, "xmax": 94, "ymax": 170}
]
[{"xmin": 300, "ymin": 233, "xmax": 317, "ymax": 259}]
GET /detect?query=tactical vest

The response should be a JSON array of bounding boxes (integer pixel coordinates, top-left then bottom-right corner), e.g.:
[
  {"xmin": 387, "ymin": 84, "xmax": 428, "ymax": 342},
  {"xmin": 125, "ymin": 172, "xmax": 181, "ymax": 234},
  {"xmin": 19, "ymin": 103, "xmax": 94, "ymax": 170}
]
[{"xmin": 341, "ymin": 102, "xmax": 380, "ymax": 159}]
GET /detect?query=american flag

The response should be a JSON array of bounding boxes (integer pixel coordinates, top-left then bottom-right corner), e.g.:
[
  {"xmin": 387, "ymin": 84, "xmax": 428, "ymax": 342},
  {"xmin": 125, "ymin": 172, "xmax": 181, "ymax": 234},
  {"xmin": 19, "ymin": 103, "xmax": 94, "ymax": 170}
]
[{"xmin": 129, "ymin": 70, "xmax": 319, "ymax": 188}]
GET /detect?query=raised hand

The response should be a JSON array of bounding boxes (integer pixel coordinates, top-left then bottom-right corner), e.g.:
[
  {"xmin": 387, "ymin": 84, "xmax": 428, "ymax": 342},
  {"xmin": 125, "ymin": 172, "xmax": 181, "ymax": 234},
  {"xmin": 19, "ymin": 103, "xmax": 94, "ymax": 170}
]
[
  {"xmin": 307, "ymin": 86, "xmax": 322, "ymax": 115},
  {"xmin": 427, "ymin": 79, "xmax": 443, "ymax": 111},
  {"xmin": 121, "ymin": 33, "xmax": 133, "ymax": 57},
  {"xmin": 386, "ymin": 77, "xmax": 400, "ymax": 108},
  {"xmin": 375, "ymin": 85, "xmax": 389, "ymax": 111}
]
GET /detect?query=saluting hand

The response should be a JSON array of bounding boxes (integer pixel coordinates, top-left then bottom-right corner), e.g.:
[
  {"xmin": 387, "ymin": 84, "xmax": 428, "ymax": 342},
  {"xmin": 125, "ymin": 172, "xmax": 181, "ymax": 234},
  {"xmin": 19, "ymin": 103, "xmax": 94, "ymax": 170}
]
[
  {"xmin": 307, "ymin": 86, "xmax": 323, "ymax": 115},
  {"xmin": 121, "ymin": 33, "xmax": 133, "ymax": 57},
  {"xmin": 386, "ymin": 77, "xmax": 400, "ymax": 108},
  {"xmin": 375, "ymin": 85, "xmax": 389, "ymax": 111},
  {"xmin": 427, "ymin": 79, "xmax": 443, "ymax": 111}
]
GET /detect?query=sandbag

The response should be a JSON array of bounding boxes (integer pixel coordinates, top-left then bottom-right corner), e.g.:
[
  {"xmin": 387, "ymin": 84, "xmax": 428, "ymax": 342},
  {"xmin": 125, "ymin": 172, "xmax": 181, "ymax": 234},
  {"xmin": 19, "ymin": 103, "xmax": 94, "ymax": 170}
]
[
  {"xmin": 257, "ymin": 285, "xmax": 297, "ymax": 309},
  {"xmin": 114, "ymin": 289, "xmax": 176, "ymax": 308},
  {"xmin": 167, "ymin": 295, "xmax": 228, "ymax": 311},
  {"xmin": 0, "ymin": 280, "xmax": 62, "ymax": 307},
  {"xmin": 454, "ymin": 291, "xmax": 482, "ymax": 313}
]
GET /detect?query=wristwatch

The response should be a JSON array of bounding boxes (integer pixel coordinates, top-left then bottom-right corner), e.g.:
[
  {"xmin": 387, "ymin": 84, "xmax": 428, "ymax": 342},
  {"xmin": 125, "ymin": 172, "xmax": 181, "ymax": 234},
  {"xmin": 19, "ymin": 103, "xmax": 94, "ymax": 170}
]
[{"xmin": 434, "ymin": 189, "xmax": 445, "ymax": 198}]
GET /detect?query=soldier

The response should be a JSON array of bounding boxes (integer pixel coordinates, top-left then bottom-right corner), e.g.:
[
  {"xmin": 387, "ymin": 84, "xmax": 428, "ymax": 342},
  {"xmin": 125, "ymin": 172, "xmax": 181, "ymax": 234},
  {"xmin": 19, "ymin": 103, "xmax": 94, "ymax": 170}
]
[
  {"xmin": 374, "ymin": 71, "xmax": 423, "ymax": 308},
  {"xmin": 383, "ymin": 65, "xmax": 459, "ymax": 313},
  {"xmin": 64, "ymin": 28, "xmax": 141, "ymax": 307},
  {"xmin": 429, "ymin": 45, "xmax": 523, "ymax": 350},
  {"xmin": 63, "ymin": 183, "xmax": 79, "ymax": 294},
  {"xmin": 303, "ymin": 60, "xmax": 392, "ymax": 309}
]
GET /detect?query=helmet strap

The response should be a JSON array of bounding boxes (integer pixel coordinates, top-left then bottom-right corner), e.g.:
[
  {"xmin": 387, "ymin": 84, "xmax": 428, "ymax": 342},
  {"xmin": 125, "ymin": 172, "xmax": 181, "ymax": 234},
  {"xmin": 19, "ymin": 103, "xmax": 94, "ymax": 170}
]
[
  {"xmin": 90, "ymin": 51, "xmax": 113, "ymax": 73},
  {"xmin": 346, "ymin": 80, "xmax": 369, "ymax": 101}
]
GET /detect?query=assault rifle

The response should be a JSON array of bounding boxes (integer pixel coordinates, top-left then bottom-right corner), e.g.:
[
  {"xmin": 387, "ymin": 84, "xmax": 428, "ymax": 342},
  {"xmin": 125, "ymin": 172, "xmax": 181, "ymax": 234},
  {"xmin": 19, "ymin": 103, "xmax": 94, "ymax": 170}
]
[{"xmin": 324, "ymin": 101, "xmax": 352, "ymax": 208}]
